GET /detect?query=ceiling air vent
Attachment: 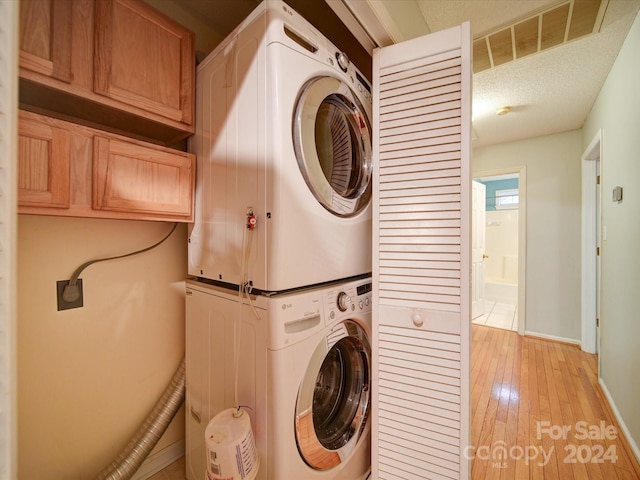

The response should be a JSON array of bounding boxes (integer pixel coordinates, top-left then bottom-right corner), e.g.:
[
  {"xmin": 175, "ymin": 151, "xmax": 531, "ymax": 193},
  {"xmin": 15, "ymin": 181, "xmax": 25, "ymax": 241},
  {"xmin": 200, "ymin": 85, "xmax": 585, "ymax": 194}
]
[{"xmin": 473, "ymin": 0, "xmax": 608, "ymax": 73}]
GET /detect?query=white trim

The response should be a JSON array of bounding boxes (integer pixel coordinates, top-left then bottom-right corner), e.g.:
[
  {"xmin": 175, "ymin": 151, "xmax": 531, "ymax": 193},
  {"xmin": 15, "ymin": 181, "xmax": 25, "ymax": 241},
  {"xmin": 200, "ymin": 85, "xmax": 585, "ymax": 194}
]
[
  {"xmin": 473, "ymin": 166, "xmax": 527, "ymax": 336},
  {"xmin": 130, "ymin": 440, "xmax": 185, "ymax": 480},
  {"xmin": 598, "ymin": 378, "xmax": 640, "ymax": 465},
  {"xmin": 476, "ymin": 173, "xmax": 518, "ymax": 182},
  {"xmin": 371, "ymin": 40, "xmax": 381, "ymax": 480},
  {"xmin": 460, "ymin": 22, "xmax": 472, "ymax": 480},
  {"xmin": 324, "ymin": 0, "xmax": 378, "ymax": 54},
  {"xmin": 524, "ymin": 330, "xmax": 581, "ymax": 346},
  {"xmin": 0, "ymin": 1, "xmax": 19, "ymax": 478},
  {"xmin": 581, "ymin": 129, "xmax": 602, "ymax": 354},
  {"xmin": 335, "ymin": 0, "xmax": 395, "ymax": 48}
]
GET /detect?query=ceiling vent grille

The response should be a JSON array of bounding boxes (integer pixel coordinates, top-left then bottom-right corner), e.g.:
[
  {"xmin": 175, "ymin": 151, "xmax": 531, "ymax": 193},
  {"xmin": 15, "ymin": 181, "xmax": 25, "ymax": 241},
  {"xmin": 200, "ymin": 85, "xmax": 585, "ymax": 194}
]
[{"xmin": 473, "ymin": 0, "xmax": 608, "ymax": 73}]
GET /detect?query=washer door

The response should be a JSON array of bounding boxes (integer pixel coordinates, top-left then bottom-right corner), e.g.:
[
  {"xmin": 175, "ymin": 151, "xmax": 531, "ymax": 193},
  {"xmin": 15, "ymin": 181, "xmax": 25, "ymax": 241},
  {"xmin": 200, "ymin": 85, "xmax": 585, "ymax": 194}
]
[
  {"xmin": 295, "ymin": 320, "xmax": 370, "ymax": 470},
  {"xmin": 293, "ymin": 76, "xmax": 372, "ymax": 217}
]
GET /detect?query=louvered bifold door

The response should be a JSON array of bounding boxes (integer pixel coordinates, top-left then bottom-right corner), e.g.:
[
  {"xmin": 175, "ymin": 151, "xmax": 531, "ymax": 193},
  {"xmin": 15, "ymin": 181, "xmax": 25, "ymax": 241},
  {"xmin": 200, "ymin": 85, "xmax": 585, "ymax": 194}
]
[{"xmin": 372, "ymin": 23, "xmax": 472, "ymax": 480}]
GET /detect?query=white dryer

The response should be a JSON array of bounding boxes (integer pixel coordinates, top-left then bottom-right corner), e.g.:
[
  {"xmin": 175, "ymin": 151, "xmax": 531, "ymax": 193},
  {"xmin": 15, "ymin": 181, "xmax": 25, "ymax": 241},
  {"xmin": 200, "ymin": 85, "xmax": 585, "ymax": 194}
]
[
  {"xmin": 185, "ymin": 276, "xmax": 372, "ymax": 480},
  {"xmin": 188, "ymin": 0, "xmax": 373, "ymax": 293}
]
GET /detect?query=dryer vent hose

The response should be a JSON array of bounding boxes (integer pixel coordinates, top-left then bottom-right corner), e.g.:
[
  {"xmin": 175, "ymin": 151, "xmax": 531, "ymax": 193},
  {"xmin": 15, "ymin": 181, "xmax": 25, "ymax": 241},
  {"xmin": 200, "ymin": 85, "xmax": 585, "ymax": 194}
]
[{"xmin": 96, "ymin": 358, "xmax": 185, "ymax": 480}]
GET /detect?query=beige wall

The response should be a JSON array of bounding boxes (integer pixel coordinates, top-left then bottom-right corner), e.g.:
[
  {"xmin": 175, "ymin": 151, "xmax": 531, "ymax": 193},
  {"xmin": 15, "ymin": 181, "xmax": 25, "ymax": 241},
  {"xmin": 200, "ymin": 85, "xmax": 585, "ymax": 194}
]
[
  {"xmin": 583, "ymin": 10, "xmax": 640, "ymax": 457},
  {"xmin": 18, "ymin": 215, "xmax": 187, "ymax": 479},
  {"xmin": 473, "ymin": 129, "xmax": 583, "ymax": 342}
]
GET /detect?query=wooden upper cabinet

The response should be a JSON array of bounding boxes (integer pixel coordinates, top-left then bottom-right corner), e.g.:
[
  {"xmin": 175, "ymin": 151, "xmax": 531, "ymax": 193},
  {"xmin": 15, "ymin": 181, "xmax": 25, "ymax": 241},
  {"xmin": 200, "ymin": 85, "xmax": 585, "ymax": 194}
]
[
  {"xmin": 18, "ymin": 115, "xmax": 71, "ymax": 208},
  {"xmin": 18, "ymin": 110, "xmax": 195, "ymax": 222},
  {"xmin": 18, "ymin": 0, "xmax": 195, "ymax": 145},
  {"xmin": 19, "ymin": 0, "xmax": 73, "ymax": 83},
  {"xmin": 94, "ymin": 0, "xmax": 194, "ymax": 126},
  {"xmin": 93, "ymin": 136, "xmax": 194, "ymax": 217}
]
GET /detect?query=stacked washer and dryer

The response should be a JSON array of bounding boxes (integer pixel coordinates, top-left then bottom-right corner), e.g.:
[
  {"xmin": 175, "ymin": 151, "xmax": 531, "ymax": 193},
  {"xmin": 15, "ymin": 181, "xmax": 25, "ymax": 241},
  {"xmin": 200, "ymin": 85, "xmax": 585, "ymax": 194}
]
[{"xmin": 186, "ymin": 1, "xmax": 373, "ymax": 479}]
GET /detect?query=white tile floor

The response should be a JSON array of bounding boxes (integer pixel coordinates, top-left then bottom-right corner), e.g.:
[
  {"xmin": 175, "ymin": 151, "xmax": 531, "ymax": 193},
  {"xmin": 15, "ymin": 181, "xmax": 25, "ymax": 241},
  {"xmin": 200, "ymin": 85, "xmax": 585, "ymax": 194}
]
[{"xmin": 472, "ymin": 300, "xmax": 517, "ymax": 331}]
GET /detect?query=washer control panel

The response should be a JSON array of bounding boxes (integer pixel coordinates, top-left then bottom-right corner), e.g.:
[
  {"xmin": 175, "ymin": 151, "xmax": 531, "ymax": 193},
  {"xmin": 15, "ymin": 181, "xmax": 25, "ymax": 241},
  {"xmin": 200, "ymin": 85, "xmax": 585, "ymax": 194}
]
[{"xmin": 325, "ymin": 279, "xmax": 372, "ymax": 321}]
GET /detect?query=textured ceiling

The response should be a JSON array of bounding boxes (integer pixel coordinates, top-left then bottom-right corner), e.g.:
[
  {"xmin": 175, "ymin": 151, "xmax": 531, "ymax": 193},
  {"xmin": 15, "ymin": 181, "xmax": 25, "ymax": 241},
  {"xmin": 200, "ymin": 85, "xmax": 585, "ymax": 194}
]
[
  {"xmin": 345, "ymin": 0, "xmax": 640, "ymax": 147},
  {"xmin": 471, "ymin": 0, "xmax": 638, "ymax": 146}
]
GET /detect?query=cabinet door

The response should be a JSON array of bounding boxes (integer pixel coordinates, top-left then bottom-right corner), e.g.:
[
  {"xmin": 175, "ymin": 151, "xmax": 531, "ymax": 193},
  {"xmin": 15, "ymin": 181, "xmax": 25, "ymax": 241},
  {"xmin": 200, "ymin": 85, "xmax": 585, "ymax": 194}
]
[
  {"xmin": 19, "ymin": 0, "xmax": 72, "ymax": 82},
  {"xmin": 93, "ymin": 136, "xmax": 194, "ymax": 218},
  {"xmin": 94, "ymin": 0, "xmax": 194, "ymax": 126},
  {"xmin": 18, "ymin": 116, "xmax": 70, "ymax": 209}
]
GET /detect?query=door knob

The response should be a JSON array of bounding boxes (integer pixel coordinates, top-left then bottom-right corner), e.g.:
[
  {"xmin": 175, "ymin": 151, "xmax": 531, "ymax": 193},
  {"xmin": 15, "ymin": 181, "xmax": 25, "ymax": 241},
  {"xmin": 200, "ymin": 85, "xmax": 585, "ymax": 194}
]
[{"xmin": 483, "ymin": 254, "xmax": 489, "ymax": 259}]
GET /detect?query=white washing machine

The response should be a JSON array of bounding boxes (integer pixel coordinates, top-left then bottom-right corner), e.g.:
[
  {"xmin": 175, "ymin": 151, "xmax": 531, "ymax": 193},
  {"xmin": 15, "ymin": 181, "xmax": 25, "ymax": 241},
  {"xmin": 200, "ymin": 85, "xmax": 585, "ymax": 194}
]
[
  {"xmin": 185, "ymin": 276, "xmax": 372, "ymax": 480},
  {"xmin": 188, "ymin": 0, "xmax": 373, "ymax": 293}
]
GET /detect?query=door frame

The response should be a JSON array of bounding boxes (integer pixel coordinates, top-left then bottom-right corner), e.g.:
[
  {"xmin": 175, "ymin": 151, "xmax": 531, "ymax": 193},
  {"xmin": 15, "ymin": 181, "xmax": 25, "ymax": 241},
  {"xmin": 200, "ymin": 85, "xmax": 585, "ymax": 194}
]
[
  {"xmin": 473, "ymin": 166, "xmax": 527, "ymax": 335},
  {"xmin": 471, "ymin": 180, "xmax": 486, "ymax": 320},
  {"xmin": 0, "ymin": 0, "xmax": 19, "ymax": 476},
  {"xmin": 581, "ymin": 129, "xmax": 602, "ymax": 355}
]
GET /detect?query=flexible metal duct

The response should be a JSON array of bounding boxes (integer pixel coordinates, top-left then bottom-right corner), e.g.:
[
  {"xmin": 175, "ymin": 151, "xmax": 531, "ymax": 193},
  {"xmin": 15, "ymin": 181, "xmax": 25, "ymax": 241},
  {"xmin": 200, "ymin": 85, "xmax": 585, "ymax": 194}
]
[{"xmin": 97, "ymin": 359, "xmax": 185, "ymax": 480}]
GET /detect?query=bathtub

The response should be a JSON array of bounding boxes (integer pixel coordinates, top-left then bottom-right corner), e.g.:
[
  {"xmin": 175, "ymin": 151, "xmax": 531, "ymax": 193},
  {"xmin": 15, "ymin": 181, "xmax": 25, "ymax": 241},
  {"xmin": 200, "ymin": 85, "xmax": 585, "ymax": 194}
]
[{"xmin": 484, "ymin": 279, "xmax": 518, "ymax": 305}]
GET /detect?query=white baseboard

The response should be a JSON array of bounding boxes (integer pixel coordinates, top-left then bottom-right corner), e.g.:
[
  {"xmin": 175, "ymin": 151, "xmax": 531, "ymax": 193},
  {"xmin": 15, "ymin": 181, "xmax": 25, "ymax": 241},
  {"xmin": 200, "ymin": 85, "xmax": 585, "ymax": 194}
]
[
  {"xmin": 598, "ymin": 378, "xmax": 640, "ymax": 465},
  {"xmin": 131, "ymin": 439, "xmax": 185, "ymax": 480},
  {"xmin": 524, "ymin": 330, "xmax": 581, "ymax": 346}
]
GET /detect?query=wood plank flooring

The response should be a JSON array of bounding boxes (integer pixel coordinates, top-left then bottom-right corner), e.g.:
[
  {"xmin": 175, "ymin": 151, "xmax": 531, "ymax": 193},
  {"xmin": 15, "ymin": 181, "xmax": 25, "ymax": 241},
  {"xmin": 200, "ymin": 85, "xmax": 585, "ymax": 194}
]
[{"xmin": 471, "ymin": 325, "xmax": 640, "ymax": 480}]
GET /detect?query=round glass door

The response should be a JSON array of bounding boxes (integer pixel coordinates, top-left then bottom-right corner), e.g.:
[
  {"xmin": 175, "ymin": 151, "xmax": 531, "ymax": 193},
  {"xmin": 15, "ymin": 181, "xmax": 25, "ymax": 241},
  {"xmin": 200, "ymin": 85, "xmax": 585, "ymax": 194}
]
[
  {"xmin": 293, "ymin": 76, "xmax": 372, "ymax": 217},
  {"xmin": 295, "ymin": 320, "xmax": 370, "ymax": 470}
]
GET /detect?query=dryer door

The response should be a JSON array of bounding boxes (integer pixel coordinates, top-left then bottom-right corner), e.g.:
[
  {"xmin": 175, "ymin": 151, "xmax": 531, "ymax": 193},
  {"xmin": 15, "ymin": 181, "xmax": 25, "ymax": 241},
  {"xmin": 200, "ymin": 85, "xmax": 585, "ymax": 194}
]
[
  {"xmin": 295, "ymin": 320, "xmax": 371, "ymax": 470},
  {"xmin": 293, "ymin": 76, "xmax": 372, "ymax": 217}
]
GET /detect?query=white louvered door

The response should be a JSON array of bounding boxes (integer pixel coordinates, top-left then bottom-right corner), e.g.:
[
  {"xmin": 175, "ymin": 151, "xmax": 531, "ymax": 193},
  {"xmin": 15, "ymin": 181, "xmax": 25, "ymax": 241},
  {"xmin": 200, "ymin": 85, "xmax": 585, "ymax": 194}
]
[{"xmin": 372, "ymin": 23, "xmax": 472, "ymax": 480}]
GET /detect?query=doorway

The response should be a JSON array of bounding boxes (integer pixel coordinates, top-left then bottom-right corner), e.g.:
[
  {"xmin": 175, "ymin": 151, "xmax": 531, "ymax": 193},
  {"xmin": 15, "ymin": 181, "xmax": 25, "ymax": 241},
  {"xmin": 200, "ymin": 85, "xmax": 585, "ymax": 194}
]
[
  {"xmin": 472, "ymin": 168, "xmax": 526, "ymax": 334},
  {"xmin": 581, "ymin": 130, "xmax": 602, "ymax": 356}
]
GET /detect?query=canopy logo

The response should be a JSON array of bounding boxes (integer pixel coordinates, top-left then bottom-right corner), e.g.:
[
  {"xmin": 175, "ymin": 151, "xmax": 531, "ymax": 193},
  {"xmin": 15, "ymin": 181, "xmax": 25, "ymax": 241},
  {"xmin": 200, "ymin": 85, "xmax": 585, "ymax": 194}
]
[{"xmin": 463, "ymin": 442, "xmax": 554, "ymax": 467}]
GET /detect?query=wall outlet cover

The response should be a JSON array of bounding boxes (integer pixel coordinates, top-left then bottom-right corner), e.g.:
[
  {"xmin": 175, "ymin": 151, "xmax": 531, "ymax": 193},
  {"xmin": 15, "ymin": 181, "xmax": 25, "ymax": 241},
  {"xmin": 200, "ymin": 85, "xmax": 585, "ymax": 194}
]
[{"xmin": 56, "ymin": 279, "xmax": 83, "ymax": 311}]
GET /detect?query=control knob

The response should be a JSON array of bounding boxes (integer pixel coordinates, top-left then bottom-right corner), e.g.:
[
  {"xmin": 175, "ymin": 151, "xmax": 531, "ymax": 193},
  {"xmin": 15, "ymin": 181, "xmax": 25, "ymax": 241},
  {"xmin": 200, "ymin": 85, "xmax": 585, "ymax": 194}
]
[
  {"xmin": 337, "ymin": 291, "xmax": 352, "ymax": 312},
  {"xmin": 336, "ymin": 51, "xmax": 350, "ymax": 72}
]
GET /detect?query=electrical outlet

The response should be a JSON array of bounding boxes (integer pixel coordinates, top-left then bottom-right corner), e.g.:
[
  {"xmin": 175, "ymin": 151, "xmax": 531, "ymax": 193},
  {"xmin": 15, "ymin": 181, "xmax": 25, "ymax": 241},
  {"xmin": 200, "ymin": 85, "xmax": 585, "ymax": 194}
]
[{"xmin": 56, "ymin": 279, "xmax": 84, "ymax": 311}]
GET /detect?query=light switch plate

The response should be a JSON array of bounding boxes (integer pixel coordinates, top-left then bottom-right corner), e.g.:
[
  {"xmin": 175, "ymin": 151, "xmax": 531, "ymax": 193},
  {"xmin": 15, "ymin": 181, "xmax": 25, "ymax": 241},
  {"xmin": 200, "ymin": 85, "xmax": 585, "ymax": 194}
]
[{"xmin": 612, "ymin": 186, "xmax": 623, "ymax": 202}]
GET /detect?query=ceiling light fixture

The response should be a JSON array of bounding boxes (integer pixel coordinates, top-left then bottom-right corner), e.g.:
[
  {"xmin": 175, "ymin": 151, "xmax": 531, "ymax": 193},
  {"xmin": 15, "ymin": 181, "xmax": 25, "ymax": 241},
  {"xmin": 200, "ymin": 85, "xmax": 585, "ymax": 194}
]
[{"xmin": 496, "ymin": 106, "xmax": 511, "ymax": 116}]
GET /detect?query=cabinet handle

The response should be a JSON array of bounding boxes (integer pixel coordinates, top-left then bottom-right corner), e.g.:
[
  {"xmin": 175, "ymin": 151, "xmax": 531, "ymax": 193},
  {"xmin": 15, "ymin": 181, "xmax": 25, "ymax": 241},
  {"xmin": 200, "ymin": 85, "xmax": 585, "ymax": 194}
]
[{"xmin": 412, "ymin": 313, "xmax": 424, "ymax": 327}]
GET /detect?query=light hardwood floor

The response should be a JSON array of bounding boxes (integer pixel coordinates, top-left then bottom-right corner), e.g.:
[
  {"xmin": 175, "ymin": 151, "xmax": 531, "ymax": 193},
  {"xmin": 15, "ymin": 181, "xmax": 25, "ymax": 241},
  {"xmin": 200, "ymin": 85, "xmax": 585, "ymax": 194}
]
[
  {"xmin": 472, "ymin": 324, "xmax": 640, "ymax": 480},
  {"xmin": 158, "ymin": 325, "xmax": 640, "ymax": 479}
]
